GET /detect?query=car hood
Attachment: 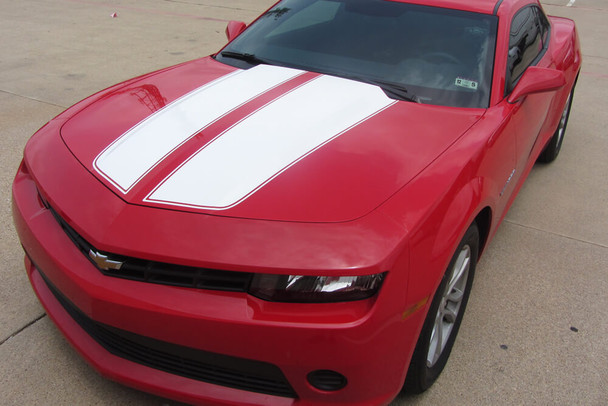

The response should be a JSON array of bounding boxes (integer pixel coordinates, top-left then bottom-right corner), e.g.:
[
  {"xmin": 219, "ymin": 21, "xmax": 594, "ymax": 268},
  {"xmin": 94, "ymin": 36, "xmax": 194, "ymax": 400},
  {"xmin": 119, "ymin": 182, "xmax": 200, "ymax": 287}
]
[{"xmin": 61, "ymin": 58, "xmax": 483, "ymax": 223}]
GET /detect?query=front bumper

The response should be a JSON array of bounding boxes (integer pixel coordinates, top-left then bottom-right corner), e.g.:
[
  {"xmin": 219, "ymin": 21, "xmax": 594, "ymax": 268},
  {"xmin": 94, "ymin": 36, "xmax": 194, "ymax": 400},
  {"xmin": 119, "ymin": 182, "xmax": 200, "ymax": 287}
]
[{"xmin": 13, "ymin": 158, "xmax": 424, "ymax": 406}]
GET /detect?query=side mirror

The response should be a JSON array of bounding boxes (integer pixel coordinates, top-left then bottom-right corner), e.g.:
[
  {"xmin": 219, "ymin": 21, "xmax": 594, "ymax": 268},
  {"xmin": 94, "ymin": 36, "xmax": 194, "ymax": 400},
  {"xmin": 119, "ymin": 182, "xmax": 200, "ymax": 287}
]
[
  {"xmin": 226, "ymin": 21, "xmax": 247, "ymax": 42},
  {"xmin": 508, "ymin": 66, "xmax": 566, "ymax": 103}
]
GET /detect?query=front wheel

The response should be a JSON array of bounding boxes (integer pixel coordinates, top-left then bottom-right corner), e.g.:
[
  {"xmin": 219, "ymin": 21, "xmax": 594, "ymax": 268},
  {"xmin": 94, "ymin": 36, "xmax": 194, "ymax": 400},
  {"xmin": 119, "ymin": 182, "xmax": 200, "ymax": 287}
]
[{"xmin": 403, "ymin": 222, "xmax": 479, "ymax": 394}]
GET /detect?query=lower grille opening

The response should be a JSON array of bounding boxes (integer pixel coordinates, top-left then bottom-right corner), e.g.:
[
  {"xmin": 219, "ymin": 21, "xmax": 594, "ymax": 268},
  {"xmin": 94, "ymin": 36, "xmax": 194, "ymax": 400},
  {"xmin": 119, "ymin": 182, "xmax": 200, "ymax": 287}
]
[{"xmin": 37, "ymin": 267, "xmax": 297, "ymax": 398}]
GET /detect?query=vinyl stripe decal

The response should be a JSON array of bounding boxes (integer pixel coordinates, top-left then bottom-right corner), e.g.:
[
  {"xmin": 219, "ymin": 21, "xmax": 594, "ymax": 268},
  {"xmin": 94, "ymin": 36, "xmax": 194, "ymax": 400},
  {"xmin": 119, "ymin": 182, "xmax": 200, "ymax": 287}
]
[
  {"xmin": 145, "ymin": 75, "xmax": 396, "ymax": 210},
  {"xmin": 93, "ymin": 65, "xmax": 305, "ymax": 193},
  {"xmin": 126, "ymin": 71, "xmax": 321, "ymax": 201}
]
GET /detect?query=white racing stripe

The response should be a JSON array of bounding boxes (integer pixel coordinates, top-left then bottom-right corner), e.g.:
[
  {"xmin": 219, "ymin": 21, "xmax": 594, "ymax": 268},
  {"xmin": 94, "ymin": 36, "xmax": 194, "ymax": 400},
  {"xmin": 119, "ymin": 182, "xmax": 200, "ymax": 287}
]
[
  {"xmin": 94, "ymin": 65, "xmax": 305, "ymax": 193},
  {"xmin": 146, "ymin": 75, "xmax": 396, "ymax": 210}
]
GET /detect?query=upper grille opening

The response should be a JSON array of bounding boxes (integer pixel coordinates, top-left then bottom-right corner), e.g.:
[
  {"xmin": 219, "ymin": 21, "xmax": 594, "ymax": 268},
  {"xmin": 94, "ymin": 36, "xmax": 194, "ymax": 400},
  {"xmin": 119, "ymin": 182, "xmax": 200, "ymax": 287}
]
[{"xmin": 47, "ymin": 204, "xmax": 253, "ymax": 292}]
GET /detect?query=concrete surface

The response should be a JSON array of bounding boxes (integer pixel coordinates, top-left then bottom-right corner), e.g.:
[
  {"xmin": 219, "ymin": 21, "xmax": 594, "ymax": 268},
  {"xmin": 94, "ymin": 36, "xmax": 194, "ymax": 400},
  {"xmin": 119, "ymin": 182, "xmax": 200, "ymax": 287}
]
[{"xmin": 0, "ymin": 0, "xmax": 606, "ymax": 405}]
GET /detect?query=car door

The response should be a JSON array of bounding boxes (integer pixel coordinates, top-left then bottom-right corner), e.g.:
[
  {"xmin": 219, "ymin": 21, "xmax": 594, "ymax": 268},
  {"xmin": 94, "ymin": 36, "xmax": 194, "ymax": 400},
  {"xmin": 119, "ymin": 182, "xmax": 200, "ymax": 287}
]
[{"xmin": 506, "ymin": 5, "xmax": 556, "ymax": 177}]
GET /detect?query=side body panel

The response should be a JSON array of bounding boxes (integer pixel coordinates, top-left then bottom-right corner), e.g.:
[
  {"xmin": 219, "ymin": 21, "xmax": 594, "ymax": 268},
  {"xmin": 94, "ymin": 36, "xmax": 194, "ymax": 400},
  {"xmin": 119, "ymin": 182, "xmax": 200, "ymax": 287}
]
[{"xmin": 379, "ymin": 1, "xmax": 582, "ymax": 383}]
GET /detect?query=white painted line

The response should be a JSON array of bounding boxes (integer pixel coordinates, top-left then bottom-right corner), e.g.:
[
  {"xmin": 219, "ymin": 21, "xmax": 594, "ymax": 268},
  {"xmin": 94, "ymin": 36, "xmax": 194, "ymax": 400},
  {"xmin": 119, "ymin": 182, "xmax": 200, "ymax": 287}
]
[{"xmin": 566, "ymin": 0, "xmax": 576, "ymax": 7}]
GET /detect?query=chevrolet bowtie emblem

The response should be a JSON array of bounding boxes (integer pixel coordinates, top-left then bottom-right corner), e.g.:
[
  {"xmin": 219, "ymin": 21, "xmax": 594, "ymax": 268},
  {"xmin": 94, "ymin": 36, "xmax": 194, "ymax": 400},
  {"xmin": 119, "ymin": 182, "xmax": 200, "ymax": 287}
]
[{"xmin": 88, "ymin": 249, "xmax": 124, "ymax": 271}]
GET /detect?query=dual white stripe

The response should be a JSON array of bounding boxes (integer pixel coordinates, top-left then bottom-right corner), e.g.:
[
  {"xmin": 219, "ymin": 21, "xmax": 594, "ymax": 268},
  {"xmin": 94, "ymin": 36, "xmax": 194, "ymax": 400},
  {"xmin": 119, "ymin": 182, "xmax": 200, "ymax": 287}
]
[
  {"xmin": 94, "ymin": 65, "xmax": 305, "ymax": 193},
  {"xmin": 94, "ymin": 65, "xmax": 395, "ymax": 210}
]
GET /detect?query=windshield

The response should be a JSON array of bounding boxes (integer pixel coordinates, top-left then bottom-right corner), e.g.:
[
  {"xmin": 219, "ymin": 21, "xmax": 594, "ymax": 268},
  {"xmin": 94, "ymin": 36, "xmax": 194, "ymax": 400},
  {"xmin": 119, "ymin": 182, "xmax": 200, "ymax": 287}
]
[{"xmin": 216, "ymin": 0, "xmax": 498, "ymax": 108}]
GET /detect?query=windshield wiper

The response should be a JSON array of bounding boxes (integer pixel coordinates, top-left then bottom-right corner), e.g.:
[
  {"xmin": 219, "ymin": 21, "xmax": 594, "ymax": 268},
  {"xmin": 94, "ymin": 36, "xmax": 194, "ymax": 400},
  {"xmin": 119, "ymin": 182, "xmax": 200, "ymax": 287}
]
[
  {"xmin": 333, "ymin": 73, "xmax": 419, "ymax": 103},
  {"xmin": 363, "ymin": 78, "xmax": 420, "ymax": 103},
  {"xmin": 219, "ymin": 51, "xmax": 272, "ymax": 66},
  {"xmin": 218, "ymin": 54, "xmax": 418, "ymax": 103}
]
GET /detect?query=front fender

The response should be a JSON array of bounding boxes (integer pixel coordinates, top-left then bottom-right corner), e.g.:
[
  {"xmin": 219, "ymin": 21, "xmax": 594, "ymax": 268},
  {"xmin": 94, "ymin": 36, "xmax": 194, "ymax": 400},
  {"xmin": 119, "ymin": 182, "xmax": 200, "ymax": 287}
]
[{"xmin": 380, "ymin": 171, "xmax": 489, "ymax": 311}]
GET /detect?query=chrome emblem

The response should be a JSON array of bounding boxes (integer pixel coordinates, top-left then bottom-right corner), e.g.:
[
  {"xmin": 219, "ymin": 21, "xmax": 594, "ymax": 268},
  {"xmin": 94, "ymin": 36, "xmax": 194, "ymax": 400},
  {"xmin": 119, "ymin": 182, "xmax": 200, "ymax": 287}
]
[
  {"xmin": 88, "ymin": 249, "xmax": 123, "ymax": 271},
  {"xmin": 500, "ymin": 169, "xmax": 516, "ymax": 197}
]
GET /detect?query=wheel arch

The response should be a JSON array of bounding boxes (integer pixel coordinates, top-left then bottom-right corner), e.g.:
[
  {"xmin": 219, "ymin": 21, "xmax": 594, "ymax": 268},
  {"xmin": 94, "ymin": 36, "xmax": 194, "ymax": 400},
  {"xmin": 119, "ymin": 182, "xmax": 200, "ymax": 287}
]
[
  {"xmin": 474, "ymin": 206, "xmax": 492, "ymax": 258},
  {"xmin": 397, "ymin": 176, "xmax": 493, "ymax": 309}
]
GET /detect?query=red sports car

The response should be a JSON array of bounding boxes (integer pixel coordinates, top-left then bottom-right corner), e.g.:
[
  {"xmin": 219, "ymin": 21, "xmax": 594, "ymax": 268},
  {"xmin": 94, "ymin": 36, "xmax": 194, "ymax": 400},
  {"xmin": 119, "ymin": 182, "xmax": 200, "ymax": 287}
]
[{"xmin": 12, "ymin": 0, "xmax": 581, "ymax": 404}]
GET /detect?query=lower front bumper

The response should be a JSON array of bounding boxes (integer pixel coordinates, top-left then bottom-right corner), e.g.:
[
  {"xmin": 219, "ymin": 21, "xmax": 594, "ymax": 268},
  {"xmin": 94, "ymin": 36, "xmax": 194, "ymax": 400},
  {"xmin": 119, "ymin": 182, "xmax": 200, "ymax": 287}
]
[
  {"xmin": 35, "ymin": 260, "xmax": 298, "ymax": 398},
  {"xmin": 13, "ymin": 160, "xmax": 425, "ymax": 406},
  {"xmin": 26, "ymin": 258, "xmax": 295, "ymax": 406}
]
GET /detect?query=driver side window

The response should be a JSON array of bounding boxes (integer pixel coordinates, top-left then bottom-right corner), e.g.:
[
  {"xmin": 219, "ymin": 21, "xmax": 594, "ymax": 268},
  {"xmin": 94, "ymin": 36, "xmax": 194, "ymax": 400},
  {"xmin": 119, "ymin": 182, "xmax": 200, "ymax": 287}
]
[{"xmin": 506, "ymin": 6, "xmax": 550, "ymax": 93}]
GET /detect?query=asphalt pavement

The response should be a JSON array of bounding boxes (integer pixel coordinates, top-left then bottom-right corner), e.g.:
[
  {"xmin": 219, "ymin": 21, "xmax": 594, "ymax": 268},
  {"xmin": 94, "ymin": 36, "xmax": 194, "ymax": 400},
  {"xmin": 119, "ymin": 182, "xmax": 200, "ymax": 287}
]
[{"xmin": 1, "ymin": 0, "xmax": 606, "ymax": 405}]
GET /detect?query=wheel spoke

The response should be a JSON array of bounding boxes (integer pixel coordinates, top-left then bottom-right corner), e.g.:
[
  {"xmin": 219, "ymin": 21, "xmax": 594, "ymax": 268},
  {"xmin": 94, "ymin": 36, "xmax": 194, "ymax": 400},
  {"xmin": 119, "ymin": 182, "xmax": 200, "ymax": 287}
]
[
  {"xmin": 448, "ymin": 249, "xmax": 470, "ymax": 292},
  {"xmin": 427, "ymin": 309, "xmax": 444, "ymax": 366},
  {"xmin": 447, "ymin": 287, "xmax": 464, "ymax": 304}
]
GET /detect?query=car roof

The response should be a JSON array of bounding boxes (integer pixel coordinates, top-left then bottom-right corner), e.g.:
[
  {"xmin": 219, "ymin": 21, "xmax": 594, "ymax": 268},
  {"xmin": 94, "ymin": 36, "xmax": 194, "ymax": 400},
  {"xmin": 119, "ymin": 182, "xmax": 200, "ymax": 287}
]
[{"xmin": 387, "ymin": 0, "xmax": 527, "ymax": 15}]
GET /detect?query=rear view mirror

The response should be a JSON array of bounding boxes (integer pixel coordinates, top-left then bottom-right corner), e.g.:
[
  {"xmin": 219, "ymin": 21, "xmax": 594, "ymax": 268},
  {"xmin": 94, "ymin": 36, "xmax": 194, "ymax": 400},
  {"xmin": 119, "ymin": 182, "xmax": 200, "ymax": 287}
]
[
  {"xmin": 226, "ymin": 21, "xmax": 246, "ymax": 42},
  {"xmin": 508, "ymin": 66, "xmax": 566, "ymax": 103}
]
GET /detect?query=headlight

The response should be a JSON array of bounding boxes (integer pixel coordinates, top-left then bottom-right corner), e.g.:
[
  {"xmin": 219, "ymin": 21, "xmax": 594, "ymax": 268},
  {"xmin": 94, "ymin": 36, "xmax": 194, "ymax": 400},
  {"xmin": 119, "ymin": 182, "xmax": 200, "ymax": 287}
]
[{"xmin": 248, "ymin": 273, "xmax": 386, "ymax": 302}]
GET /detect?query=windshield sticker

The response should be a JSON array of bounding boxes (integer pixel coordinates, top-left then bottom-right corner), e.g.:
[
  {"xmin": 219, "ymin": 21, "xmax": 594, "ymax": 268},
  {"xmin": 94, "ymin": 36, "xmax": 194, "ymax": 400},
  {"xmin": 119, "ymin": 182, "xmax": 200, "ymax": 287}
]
[{"xmin": 455, "ymin": 78, "xmax": 478, "ymax": 90}]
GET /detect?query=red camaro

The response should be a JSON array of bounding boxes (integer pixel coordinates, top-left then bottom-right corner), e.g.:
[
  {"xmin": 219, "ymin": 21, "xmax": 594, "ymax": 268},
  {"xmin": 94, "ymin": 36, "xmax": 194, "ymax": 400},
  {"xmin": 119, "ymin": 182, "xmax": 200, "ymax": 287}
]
[{"xmin": 12, "ymin": 0, "xmax": 580, "ymax": 404}]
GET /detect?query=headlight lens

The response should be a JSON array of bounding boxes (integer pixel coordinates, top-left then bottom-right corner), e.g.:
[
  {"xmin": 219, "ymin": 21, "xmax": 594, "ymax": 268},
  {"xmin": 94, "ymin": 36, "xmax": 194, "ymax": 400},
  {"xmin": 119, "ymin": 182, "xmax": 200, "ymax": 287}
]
[{"xmin": 248, "ymin": 273, "xmax": 386, "ymax": 302}]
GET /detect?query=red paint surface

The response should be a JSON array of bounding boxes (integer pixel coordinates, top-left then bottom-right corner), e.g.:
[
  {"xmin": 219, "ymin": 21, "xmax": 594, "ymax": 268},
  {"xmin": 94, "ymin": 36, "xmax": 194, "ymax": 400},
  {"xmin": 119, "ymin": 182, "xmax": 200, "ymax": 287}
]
[{"xmin": 13, "ymin": 0, "xmax": 582, "ymax": 404}]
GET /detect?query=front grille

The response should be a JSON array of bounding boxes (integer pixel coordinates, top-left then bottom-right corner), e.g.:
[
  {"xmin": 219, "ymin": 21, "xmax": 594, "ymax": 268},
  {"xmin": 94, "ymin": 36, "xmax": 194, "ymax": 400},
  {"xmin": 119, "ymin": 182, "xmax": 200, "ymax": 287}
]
[
  {"xmin": 47, "ymin": 205, "xmax": 253, "ymax": 292},
  {"xmin": 38, "ymin": 268, "xmax": 297, "ymax": 398}
]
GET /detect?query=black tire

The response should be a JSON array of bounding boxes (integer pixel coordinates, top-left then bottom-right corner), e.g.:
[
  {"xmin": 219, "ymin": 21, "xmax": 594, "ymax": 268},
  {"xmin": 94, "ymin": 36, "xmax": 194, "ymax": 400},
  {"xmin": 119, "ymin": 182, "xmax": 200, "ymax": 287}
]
[
  {"xmin": 403, "ymin": 222, "xmax": 479, "ymax": 394},
  {"xmin": 537, "ymin": 86, "xmax": 575, "ymax": 163}
]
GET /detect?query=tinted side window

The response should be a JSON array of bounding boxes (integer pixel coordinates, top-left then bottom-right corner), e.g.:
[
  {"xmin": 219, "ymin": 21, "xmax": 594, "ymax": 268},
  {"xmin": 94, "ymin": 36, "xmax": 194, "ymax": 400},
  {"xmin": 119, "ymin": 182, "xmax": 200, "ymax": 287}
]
[
  {"xmin": 506, "ymin": 6, "xmax": 545, "ymax": 92},
  {"xmin": 535, "ymin": 7, "xmax": 550, "ymax": 45}
]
